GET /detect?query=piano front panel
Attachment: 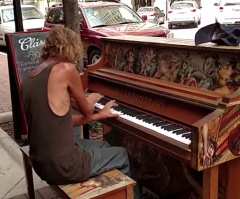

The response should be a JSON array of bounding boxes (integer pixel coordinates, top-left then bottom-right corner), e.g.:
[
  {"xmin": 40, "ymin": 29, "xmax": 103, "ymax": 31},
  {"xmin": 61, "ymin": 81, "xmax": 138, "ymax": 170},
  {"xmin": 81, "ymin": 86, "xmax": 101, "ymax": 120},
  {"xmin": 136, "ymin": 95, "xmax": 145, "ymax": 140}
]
[
  {"xmin": 103, "ymin": 40, "xmax": 240, "ymax": 96},
  {"xmin": 88, "ymin": 72, "xmax": 213, "ymax": 125}
]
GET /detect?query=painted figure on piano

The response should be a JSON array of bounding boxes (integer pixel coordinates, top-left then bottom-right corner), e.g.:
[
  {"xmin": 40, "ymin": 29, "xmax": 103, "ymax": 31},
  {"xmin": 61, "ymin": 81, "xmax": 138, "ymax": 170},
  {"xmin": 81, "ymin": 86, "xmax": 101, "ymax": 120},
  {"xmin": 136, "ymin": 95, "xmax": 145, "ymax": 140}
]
[{"xmin": 105, "ymin": 44, "xmax": 240, "ymax": 96}]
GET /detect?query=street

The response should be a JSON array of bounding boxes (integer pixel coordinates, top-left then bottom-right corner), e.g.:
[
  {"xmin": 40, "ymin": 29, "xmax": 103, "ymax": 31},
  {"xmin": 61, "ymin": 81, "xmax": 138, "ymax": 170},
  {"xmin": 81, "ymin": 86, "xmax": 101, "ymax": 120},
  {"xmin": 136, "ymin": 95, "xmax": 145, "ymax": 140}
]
[{"xmin": 160, "ymin": 4, "xmax": 217, "ymax": 39}]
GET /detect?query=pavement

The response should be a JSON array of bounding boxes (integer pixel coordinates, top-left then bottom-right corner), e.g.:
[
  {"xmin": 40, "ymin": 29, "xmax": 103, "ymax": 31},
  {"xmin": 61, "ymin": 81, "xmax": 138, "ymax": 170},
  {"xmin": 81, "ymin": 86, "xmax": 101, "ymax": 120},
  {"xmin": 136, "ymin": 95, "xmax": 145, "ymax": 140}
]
[
  {"xmin": 0, "ymin": 52, "xmax": 12, "ymax": 113},
  {"xmin": 0, "ymin": 127, "xmax": 48, "ymax": 199}
]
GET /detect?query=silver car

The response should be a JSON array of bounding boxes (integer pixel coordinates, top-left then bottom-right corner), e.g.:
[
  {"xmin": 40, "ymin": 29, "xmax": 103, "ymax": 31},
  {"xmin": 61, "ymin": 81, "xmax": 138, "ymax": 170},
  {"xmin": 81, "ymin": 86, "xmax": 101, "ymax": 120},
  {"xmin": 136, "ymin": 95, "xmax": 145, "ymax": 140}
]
[{"xmin": 137, "ymin": 7, "xmax": 165, "ymax": 24}]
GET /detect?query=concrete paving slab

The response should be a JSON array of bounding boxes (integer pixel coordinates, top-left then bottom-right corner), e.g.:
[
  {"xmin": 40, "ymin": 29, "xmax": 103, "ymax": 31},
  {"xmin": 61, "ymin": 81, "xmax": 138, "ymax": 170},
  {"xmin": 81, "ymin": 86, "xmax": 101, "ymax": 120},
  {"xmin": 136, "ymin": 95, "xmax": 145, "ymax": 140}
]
[
  {"xmin": 0, "ymin": 143, "xmax": 24, "ymax": 199},
  {"xmin": 0, "ymin": 128, "xmax": 47, "ymax": 199},
  {"xmin": 0, "ymin": 53, "xmax": 12, "ymax": 114}
]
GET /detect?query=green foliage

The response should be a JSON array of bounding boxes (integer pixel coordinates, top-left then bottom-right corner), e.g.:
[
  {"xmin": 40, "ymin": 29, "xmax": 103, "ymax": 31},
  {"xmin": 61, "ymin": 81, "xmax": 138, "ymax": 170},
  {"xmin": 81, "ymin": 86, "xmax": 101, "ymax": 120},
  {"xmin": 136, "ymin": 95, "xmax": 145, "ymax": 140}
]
[{"xmin": 89, "ymin": 121, "xmax": 102, "ymax": 134}]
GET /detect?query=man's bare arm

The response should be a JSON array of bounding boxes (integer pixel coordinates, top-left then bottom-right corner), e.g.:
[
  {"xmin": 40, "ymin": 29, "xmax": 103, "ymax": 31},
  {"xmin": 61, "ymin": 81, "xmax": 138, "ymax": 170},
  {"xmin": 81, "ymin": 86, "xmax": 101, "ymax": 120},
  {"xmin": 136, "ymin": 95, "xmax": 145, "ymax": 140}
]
[
  {"xmin": 72, "ymin": 100, "xmax": 119, "ymax": 126},
  {"xmin": 65, "ymin": 63, "xmax": 93, "ymax": 117},
  {"xmin": 72, "ymin": 114, "xmax": 101, "ymax": 126}
]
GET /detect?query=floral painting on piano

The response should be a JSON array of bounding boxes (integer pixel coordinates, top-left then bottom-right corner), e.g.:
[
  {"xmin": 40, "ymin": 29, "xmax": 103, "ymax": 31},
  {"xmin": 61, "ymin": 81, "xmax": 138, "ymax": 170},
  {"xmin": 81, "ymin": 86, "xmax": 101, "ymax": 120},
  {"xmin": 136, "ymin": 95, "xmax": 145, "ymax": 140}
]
[{"xmin": 104, "ymin": 44, "xmax": 240, "ymax": 95}]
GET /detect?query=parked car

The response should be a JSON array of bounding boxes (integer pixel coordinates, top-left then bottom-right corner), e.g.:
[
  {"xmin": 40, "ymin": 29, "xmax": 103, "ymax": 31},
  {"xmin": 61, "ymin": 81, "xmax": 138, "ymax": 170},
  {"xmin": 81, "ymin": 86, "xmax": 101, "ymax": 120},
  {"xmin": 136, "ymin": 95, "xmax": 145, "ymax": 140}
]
[
  {"xmin": 167, "ymin": 0, "xmax": 201, "ymax": 29},
  {"xmin": 0, "ymin": 5, "xmax": 45, "ymax": 46},
  {"xmin": 137, "ymin": 6, "xmax": 165, "ymax": 24},
  {"xmin": 44, "ymin": 2, "xmax": 173, "ymax": 65},
  {"xmin": 214, "ymin": 0, "xmax": 240, "ymax": 25}
]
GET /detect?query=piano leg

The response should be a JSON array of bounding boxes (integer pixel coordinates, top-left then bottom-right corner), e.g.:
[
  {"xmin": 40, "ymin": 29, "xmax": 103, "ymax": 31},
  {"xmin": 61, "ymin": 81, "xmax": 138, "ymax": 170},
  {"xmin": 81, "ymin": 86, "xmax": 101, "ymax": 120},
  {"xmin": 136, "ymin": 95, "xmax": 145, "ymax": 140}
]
[
  {"xmin": 203, "ymin": 165, "xmax": 219, "ymax": 199},
  {"xmin": 225, "ymin": 157, "xmax": 240, "ymax": 199}
]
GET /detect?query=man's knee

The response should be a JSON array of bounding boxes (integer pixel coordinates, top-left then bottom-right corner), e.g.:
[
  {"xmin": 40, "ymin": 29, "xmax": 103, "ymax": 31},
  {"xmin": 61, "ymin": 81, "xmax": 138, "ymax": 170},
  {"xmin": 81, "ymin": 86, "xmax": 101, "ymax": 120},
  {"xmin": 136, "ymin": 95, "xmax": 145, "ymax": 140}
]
[
  {"xmin": 114, "ymin": 147, "xmax": 129, "ymax": 163},
  {"xmin": 102, "ymin": 141, "xmax": 111, "ymax": 148}
]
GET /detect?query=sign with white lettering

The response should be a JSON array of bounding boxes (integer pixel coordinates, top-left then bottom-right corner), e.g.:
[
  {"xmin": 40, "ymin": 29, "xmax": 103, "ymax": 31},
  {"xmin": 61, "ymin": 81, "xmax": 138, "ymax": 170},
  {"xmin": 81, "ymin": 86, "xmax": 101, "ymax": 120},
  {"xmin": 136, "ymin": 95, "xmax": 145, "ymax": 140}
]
[
  {"xmin": 5, "ymin": 30, "xmax": 49, "ymax": 138},
  {"xmin": 10, "ymin": 31, "xmax": 48, "ymax": 83}
]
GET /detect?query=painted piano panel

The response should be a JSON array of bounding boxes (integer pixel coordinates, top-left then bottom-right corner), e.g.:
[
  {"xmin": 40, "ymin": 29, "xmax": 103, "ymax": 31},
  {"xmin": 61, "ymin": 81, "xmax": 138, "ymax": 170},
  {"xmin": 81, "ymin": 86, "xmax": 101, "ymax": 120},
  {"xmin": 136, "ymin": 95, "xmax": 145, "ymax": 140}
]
[{"xmin": 104, "ymin": 44, "xmax": 240, "ymax": 95}]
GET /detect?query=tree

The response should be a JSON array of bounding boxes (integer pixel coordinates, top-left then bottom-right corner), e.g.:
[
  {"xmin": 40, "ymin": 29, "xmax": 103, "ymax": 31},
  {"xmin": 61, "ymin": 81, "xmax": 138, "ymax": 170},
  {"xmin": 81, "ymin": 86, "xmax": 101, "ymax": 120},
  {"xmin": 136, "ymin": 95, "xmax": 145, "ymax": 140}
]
[
  {"xmin": 62, "ymin": 0, "xmax": 80, "ymax": 34},
  {"xmin": 62, "ymin": 0, "xmax": 83, "ymax": 71}
]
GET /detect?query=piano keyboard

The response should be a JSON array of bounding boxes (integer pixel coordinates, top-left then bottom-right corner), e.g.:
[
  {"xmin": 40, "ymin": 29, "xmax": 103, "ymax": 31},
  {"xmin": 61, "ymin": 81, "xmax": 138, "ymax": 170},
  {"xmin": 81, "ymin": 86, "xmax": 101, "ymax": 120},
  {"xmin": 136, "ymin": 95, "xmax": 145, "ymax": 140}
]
[{"xmin": 94, "ymin": 99, "xmax": 191, "ymax": 145}]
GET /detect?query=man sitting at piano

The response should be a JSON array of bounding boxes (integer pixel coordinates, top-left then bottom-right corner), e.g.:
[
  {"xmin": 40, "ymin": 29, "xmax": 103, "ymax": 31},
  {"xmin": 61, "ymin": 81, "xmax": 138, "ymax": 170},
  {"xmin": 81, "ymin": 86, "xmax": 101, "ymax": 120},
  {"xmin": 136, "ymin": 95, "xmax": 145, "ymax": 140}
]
[{"xmin": 22, "ymin": 25, "xmax": 139, "ymax": 199}]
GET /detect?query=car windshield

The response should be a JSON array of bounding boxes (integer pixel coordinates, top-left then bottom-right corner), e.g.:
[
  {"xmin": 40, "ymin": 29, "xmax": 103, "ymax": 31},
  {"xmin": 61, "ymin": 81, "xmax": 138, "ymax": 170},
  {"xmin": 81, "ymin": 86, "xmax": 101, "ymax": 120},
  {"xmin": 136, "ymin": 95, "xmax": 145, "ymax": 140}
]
[
  {"xmin": 222, "ymin": 0, "xmax": 240, "ymax": 5},
  {"xmin": 2, "ymin": 7, "xmax": 44, "ymax": 23},
  {"xmin": 84, "ymin": 5, "xmax": 144, "ymax": 28},
  {"xmin": 137, "ymin": 7, "xmax": 153, "ymax": 12},
  {"xmin": 171, "ymin": 3, "xmax": 194, "ymax": 9}
]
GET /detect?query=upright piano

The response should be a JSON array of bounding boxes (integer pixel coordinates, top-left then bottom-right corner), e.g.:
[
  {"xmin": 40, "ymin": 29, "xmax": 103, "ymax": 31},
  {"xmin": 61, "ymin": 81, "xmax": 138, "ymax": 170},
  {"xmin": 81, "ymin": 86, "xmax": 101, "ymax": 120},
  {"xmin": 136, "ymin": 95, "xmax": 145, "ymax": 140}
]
[{"xmin": 76, "ymin": 35, "xmax": 240, "ymax": 199}]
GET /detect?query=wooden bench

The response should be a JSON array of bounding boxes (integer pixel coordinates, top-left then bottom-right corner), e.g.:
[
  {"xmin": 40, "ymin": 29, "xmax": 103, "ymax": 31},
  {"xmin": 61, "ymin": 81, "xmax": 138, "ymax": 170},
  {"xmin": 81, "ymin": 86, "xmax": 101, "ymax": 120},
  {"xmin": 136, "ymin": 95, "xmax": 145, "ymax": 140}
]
[{"xmin": 21, "ymin": 146, "xmax": 136, "ymax": 199}]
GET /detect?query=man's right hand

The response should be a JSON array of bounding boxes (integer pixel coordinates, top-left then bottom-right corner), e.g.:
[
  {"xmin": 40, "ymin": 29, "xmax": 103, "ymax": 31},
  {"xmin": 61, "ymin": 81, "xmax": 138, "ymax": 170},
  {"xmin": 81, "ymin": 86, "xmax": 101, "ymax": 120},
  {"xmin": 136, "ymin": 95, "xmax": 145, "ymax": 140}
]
[
  {"xmin": 97, "ymin": 100, "xmax": 119, "ymax": 120},
  {"xmin": 87, "ymin": 93, "xmax": 104, "ymax": 106}
]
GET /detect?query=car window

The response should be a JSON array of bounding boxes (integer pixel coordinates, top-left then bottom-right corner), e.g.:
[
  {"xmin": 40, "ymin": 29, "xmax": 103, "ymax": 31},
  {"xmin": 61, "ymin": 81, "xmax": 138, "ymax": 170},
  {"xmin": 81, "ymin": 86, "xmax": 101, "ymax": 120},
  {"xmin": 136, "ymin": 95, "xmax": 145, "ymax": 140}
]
[
  {"xmin": 220, "ymin": 0, "xmax": 240, "ymax": 5},
  {"xmin": 2, "ymin": 7, "xmax": 44, "ymax": 23},
  {"xmin": 171, "ymin": 3, "xmax": 194, "ymax": 9},
  {"xmin": 47, "ymin": 7, "xmax": 84, "ymax": 24},
  {"xmin": 84, "ymin": 5, "xmax": 144, "ymax": 28},
  {"xmin": 155, "ymin": 7, "xmax": 161, "ymax": 12}
]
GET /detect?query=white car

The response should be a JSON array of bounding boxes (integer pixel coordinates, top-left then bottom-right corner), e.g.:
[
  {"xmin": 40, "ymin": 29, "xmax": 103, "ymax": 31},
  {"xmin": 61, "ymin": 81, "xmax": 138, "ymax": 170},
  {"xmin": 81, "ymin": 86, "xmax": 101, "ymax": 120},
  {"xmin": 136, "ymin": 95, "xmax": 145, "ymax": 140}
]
[
  {"xmin": 0, "ymin": 5, "xmax": 45, "ymax": 46},
  {"xmin": 137, "ymin": 7, "xmax": 165, "ymax": 24},
  {"xmin": 215, "ymin": 0, "xmax": 240, "ymax": 25},
  {"xmin": 167, "ymin": 0, "xmax": 201, "ymax": 29}
]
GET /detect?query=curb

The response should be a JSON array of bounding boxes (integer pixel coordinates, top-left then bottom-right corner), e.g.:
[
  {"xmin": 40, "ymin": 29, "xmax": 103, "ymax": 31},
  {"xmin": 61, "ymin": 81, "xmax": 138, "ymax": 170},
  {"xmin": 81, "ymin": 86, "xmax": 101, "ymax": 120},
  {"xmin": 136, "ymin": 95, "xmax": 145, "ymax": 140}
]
[
  {"xmin": 0, "ymin": 111, "xmax": 13, "ymax": 124},
  {"xmin": 0, "ymin": 128, "xmax": 23, "ymax": 168}
]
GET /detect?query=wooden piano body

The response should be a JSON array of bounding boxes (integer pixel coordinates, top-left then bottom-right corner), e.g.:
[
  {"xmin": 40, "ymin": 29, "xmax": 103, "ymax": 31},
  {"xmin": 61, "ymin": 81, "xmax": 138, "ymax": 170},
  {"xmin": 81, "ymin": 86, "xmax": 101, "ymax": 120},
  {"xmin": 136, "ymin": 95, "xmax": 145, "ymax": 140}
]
[{"xmin": 76, "ymin": 36, "xmax": 240, "ymax": 199}]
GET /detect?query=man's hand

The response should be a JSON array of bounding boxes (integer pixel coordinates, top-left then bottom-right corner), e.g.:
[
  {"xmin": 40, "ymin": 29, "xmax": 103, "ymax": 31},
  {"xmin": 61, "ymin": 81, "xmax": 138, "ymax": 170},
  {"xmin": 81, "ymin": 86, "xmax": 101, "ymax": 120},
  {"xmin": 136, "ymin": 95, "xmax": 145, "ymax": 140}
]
[
  {"xmin": 87, "ymin": 93, "xmax": 104, "ymax": 106},
  {"xmin": 98, "ymin": 100, "xmax": 119, "ymax": 120}
]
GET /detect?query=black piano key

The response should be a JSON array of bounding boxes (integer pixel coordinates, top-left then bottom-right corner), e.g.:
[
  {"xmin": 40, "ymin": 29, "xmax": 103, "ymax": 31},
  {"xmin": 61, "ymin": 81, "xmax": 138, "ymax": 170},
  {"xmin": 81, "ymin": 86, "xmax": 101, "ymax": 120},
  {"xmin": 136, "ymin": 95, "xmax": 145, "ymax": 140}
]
[
  {"xmin": 182, "ymin": 133, "xmax": 191, "ymax": 139},
  {"xmin": 163, "ymin": 125, "xmax": 181, "ymax": 131},
  {"xmin": 155, "ymin": 121, "xmax": 170, "ymax": 127},
  {"xmin": 173, "ymin": 129, "xmax": 189, "ymax": 135}
]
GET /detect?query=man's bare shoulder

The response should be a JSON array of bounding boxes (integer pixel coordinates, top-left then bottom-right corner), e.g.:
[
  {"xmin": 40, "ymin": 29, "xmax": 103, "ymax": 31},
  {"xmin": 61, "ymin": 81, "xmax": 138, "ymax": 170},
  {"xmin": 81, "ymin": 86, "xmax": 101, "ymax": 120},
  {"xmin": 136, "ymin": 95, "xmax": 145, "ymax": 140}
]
[{"xmin": 54, "ymin": 62, "xmax": 76, "ymax": 73}]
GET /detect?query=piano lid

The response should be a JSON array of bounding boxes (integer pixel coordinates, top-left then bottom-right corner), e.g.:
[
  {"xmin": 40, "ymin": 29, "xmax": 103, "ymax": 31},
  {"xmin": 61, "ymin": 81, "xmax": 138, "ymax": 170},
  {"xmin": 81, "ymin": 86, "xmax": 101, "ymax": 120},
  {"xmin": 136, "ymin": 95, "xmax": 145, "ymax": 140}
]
[
  {"xmin": 95, "ymin": 35, "xmax": 240, "ymax": 104},
  {"xmin": 100, "ymin": 35, "xmax": 240, "ymax": 53}
]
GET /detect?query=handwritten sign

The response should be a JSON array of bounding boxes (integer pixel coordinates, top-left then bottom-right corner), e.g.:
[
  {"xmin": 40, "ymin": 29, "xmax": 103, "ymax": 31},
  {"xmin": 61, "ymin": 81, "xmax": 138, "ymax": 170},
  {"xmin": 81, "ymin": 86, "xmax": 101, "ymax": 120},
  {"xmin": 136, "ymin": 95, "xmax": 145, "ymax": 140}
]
[{"xmin": 10, "ymin": 31, "xmax": 48, "ymax": 83}]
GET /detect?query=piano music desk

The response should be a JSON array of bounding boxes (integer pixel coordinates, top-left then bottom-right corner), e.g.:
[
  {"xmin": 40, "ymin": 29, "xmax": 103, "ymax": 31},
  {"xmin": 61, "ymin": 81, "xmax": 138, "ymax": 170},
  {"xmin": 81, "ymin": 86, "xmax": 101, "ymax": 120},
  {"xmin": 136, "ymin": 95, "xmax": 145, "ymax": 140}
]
[{"xmin": 20, "ymin": 146, "xmax": 136, "ymax": 199}]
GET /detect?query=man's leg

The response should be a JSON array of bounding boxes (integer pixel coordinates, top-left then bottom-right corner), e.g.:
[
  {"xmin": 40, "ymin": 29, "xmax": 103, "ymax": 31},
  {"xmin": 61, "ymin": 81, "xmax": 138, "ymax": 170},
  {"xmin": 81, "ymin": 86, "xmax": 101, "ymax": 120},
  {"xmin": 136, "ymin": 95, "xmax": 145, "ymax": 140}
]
[
  {"xmin": 75, "ymin": 137, "xmax": 111, "ymax": 150},
  {"xmin": 89, "ymin": 147, "xmax": 140, "ymax": 199}
]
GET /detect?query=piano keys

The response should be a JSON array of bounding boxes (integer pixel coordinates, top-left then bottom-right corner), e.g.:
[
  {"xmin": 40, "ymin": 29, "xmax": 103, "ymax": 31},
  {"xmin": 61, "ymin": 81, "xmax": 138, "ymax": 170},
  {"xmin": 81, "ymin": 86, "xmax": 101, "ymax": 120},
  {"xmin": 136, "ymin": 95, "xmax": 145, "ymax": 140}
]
[
  {"xmin": 74, "ymin": 35, "xmax": 240, "ymax": 199},
  {"xmin": 95, "ymin": 98, "xmax": 191, "ymax": 145}
]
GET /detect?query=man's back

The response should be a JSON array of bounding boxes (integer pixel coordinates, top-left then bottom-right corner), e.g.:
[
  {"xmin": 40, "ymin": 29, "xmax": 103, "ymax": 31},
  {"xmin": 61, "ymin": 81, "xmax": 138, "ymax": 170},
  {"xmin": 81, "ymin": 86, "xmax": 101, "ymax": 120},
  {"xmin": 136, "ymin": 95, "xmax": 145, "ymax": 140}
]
[{"xmin": 22, "ymin": 60, "xmax": 91, "ymax": 185}]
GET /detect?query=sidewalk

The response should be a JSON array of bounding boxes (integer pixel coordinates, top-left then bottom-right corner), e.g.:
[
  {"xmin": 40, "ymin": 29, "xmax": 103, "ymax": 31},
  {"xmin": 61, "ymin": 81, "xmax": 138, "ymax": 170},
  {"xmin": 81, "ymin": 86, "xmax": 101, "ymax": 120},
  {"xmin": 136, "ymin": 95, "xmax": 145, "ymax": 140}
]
[
  {"xmin": 0, "ymin": 127, "xmax": 48, "ymax": 199},
  {"xmin": 0, "ymin": 52, "xmax": 12, "ymax": 113}
]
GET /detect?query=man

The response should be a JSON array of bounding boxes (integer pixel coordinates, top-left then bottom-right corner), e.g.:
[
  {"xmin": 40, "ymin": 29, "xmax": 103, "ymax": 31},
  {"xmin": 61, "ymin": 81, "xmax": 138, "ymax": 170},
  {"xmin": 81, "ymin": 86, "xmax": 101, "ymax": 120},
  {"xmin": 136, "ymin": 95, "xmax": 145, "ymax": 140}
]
[{"xmin": 22, "ymin": 25, "xmax": 139, "ymax": 198}]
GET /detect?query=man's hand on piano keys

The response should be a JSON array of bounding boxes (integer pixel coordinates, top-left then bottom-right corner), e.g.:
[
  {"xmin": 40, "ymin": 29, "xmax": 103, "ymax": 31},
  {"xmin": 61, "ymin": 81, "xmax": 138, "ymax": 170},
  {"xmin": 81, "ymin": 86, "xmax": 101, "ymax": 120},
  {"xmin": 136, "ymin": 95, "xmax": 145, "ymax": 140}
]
[
  {"xmin": 97, "ymin": 100, "xmax": 119, "ymax": 119},
  {"xmin": 87, "ymin": 93, "xmax": 104, "ymax": 108}
]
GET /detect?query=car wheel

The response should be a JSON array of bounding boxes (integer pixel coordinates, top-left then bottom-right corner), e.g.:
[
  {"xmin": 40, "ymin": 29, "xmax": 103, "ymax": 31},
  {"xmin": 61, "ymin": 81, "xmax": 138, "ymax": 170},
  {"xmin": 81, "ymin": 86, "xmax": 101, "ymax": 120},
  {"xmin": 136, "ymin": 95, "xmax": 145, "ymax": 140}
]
[
  {"xmin": 193, "ymin": 22, "xmax": 198, "ymax": 28},
  {"xmin": 89, "ymin": 49, "xmax": 101, "ymax": 65},
  {"xmin": 198, "ymin": 18, "xmax": 201, "ymax": 25},
  {"xmin": 168, "ymin": 23, "xmax": 173, "ymax": 29}
]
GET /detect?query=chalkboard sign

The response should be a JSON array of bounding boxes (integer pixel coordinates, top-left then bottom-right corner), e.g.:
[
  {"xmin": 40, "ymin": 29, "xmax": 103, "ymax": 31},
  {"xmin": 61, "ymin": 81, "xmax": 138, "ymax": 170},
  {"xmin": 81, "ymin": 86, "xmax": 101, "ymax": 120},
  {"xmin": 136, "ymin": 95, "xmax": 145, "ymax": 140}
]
[
  {"xmin": 5, "ymin": 30, "xmax": 49, "ymax": 138},
  {"xmin": 8, "ymin": 30, "xmax": 49, "ymax": 83}
]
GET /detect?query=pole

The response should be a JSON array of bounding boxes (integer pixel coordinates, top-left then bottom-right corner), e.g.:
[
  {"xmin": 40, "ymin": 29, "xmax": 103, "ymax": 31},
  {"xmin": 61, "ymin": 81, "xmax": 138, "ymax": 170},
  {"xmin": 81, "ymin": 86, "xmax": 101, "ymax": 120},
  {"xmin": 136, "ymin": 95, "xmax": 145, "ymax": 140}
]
[{"xmin": 13, "ymin": 0, "xmax": 24, "ymax": 32}]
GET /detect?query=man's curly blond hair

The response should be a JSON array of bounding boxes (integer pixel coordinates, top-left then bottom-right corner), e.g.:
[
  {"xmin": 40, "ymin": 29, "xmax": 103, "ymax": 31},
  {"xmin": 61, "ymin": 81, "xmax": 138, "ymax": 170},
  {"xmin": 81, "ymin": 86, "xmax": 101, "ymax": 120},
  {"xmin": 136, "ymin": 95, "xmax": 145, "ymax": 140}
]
[{"xmin": 41, "ymin": 25, "xmax": 83, "ymax": 67}]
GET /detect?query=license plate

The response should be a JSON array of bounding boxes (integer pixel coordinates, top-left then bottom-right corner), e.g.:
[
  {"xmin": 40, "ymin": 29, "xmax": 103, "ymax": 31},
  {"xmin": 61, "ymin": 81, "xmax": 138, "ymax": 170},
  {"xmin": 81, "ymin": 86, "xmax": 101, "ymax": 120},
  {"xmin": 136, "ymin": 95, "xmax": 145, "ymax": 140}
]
[
  {"xmin": 233, "ymin": 9, "xmax": 240, "ymax": 11},
  {"xmin": 178, "ymin": 12, "xmax": 186, "ymax": 14}
]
